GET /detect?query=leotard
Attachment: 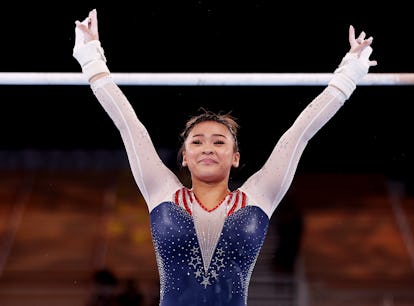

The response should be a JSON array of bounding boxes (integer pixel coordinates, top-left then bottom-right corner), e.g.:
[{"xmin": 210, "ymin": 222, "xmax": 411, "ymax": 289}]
[{"xmin": 90, "ymin": 76, "xmax": 347, "ymax": 305}]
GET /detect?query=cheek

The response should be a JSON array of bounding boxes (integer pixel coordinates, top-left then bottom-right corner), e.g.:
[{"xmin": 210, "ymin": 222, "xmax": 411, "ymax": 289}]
[
  {"xmin": 183, "ymin": 149, "xmax": 197, "ymax": 163},
  {"xmin": 223, "ymin": 151, "xmax": 238, "ymax": 164}
]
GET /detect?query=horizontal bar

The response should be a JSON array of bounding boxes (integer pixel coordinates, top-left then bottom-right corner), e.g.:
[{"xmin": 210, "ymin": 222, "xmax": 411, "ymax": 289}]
[{"xmin": 0, "ymin": 72, "xmax": 413, "ymax": 86}]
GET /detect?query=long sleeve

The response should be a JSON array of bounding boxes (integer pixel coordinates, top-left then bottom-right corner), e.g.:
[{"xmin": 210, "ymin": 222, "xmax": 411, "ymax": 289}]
[
  {"xmin": 90, "ymin": 76, "xmax": 182, "ymax": 212},
  {"xmin": 239, "ymin": 86, "xmax": 348, "ymax": 218}
]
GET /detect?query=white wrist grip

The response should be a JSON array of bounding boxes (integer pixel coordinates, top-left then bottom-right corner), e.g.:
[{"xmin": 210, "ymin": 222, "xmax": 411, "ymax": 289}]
[
  {"xmin": 73, "ymin": 40, "xmax": 110, "ymax": 81},
  {"xmin": 328, "ymin": 73, "xmax": 356, "ymax": 99},
  {"xmin": 329, "ymin": 47, "xmax": 372, "ymax": 99}
]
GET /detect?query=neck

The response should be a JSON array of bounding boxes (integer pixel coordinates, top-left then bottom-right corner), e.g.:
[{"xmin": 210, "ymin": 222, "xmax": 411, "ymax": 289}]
[{"xmin": 191, "ymin": 181, "xmax": 230, "ymax": 211}]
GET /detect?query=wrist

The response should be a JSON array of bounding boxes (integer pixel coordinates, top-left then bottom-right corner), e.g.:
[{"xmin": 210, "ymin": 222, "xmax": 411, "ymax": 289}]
[
  {"xmin": 328, "ymin": 72, "xmax": 356, "ymax": 99},
  {"xmin": 73, "ymin": 40, "xmax": 106, "ymax": 65},
  {"xmin": 73, "ymin": 40, "xmax": 110, "ymax": 82},
  {"xmin": 82, "ymin": 60, "xmax": 110, "ymax": 82}
]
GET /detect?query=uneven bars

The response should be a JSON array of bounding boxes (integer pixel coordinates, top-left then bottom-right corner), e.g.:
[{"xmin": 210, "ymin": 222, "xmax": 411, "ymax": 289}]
[{"xmin": 0, "ymin": 72, "xmax": 413, "ymax": 86}]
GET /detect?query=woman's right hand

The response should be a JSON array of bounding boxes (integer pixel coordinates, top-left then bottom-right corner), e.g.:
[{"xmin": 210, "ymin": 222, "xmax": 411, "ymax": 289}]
[
  {"xmin": 74, "ymin": 9, "xmax": 99, "ymax": 45},
  {"xmin": 73, "ymin": 9, "xmax": 109, "ymax": 82}
]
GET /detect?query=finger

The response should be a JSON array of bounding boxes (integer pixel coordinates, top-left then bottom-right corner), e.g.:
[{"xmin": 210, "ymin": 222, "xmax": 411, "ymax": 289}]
[
  {"xmin": 359, "ymin": 37, "xmax": 373, "ymax": 49},
  {"xmin": 76, "ymin": 21, "xmax": 89, "ymax": 32},
  {"xmin": 369, "ymin": 60, "xmax": 378, "ymax": 67},
  {"xmin": 348, "ymin": 25, "xmax": 356, "ymax": 44},
  {"xmin": 75, "ymin": 20, "xmax": 86, "ymax": 46},
  {"xmin": 365, "ymin": 36, "xmax": 373, "ymax": 45},
  {"xmin": 82, "ymin": 16, "xmax": 90, "ymax": 26},
  {"xmin": 89, "ymin": 9, "xmax": 98, "ymax": 34},
  {"xmin": 357, "ymin": 31, "xmax": 366, "ymax": 41}
]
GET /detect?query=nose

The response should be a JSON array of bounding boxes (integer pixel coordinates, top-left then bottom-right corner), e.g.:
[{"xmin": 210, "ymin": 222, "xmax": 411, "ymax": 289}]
[
  {"xmin": 202, "ymin": 149, "xmax": 213, "ymax": 154},
  {"xmin": 202, "ymin": 144, "xmax": 214, "ymax": 154}
]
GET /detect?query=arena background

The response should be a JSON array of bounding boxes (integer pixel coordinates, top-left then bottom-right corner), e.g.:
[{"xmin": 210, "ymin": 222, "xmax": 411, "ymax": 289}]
[{"xmin": 0, "ymin": 1, "xmax": 413, "ymax": 306}]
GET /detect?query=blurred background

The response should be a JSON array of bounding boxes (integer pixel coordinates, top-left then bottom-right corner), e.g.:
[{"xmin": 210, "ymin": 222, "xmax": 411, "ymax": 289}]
[{"xmin": 0, "ymin": 1, "xmax": 413, "ymax": 305}]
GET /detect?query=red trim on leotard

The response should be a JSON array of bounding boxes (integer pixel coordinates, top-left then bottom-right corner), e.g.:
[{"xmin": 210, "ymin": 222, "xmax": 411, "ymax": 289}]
[
  {"xmin": 241, "ymin": 191, "xmax": 246, "ymax": 208},
  {"xmin": 227, "ymin": 191, "xmax": 239, "ymax": 216},
  {"xmin": 173, "ymin": 188, "xmax": 248, "ymax": 216},
  {"xmin": 193, "ymin": 191, "xmax": 229, "ymax": 213}
]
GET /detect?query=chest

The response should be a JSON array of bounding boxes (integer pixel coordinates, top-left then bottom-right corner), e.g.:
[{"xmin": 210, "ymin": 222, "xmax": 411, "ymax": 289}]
[{"xmin": 150, "ymin": 202, "xmax": 269, "ymax": 267}]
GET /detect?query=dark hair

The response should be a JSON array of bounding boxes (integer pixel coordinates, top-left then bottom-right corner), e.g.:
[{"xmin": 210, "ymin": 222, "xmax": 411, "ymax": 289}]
[{"xmin": 177, "ymin": 108, "xmax": 240, "ymax": 166}]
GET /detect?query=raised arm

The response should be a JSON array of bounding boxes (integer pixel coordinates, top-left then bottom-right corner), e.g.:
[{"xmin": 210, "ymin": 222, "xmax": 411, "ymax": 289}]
[
  {"xmin": 239, "ymin": 25, "xmax": 377, "ymax": 218},
  {"xmin": 72, "ymin": 9, "xmax": 182, "ymax": 211}
]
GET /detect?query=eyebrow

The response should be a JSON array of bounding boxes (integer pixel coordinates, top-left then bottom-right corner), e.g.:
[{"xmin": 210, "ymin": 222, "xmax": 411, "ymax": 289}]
[{"xmin": 192, "ymin": 133, "xmax": 227, "ymax": 138}]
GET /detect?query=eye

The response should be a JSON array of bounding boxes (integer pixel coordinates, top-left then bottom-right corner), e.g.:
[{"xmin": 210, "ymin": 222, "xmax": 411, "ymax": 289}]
[
  {"xmin": 191, "ymin": 140, "xmax": 202, "ymax": 144},
  {"xmin": 214, "ymin": 140, "xmax": 225, "ymax": 145}
]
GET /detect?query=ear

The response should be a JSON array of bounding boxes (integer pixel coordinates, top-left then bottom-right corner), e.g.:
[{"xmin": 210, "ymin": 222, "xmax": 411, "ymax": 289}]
[
  {"xmin": 182, "ymin": 151, "xmax": 187, "ymax": 167},
  {"xmin": 232, "ymin": 152, "xmax": 240, "ymax": 168}
]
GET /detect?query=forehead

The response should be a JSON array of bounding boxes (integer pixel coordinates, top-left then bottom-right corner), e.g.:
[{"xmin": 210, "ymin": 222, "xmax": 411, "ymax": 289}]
[{"xmin": 189, "ymin": 121, "xmax": 230, "ymax": 135}]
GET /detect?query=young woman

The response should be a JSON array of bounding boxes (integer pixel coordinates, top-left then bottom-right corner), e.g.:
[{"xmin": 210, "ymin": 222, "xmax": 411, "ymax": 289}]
[{"xmin": 73, "ymin": 9, "xmax": 376, "ymax": 306}]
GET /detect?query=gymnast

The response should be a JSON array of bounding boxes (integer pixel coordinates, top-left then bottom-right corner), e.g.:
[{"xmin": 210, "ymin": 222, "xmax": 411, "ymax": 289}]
[{"xmin": 73, "ymin": 9, "xmax": 376, "ymax": 306}]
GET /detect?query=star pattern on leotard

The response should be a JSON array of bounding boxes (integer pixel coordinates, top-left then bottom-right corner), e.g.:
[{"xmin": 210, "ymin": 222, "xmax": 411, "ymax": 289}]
[
  {"xmin": 190, "ymin": 246, "xmax": 199, "ymax": 255},
  {"xmin": 213, "ymin": 257, "xmax": 225, "ymax": 271},
  {"xmin": 210, "ymin": 270, "xmax": 219, "ymax": 280},
  {"xmin": 216, "ymin": 247, "xmax": 224, "ymax": 256},
  {"xmin": 194, "ymin": 270, "xmax": 202, "ymax": 278},
  {"xmin": 189, "ymin": 256, "xmax": 201, "ymax": 269},
  {"xmin": 200, "ymin": 276, "xmax": 211, "ymax": 288},
  {"xmin": 187, "ymin": 243, "xmax": 225, "ymax": 288}
]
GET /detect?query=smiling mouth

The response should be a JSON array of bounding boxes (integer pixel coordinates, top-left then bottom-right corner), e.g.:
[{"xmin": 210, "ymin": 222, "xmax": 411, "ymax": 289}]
[{"xmin": 199, "ymin": 159, "xmax": 217, "ymax": 165}]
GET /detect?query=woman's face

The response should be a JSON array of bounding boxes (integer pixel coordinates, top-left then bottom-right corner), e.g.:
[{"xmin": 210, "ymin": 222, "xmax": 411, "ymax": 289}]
[{"xmin": 182, "ymin": 121, "xmax": 240, "ymax": 184}]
